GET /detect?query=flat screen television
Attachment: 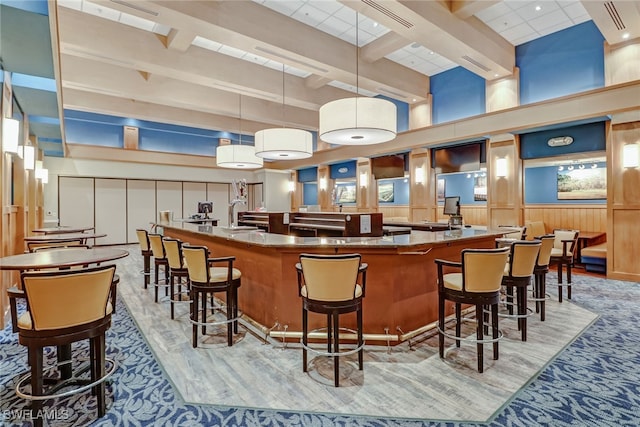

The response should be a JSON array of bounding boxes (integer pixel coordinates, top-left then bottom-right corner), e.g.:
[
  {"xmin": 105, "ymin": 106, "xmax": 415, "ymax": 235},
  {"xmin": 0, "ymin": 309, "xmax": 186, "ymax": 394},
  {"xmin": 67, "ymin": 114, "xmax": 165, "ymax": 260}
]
[
  {"xmin": 197, "ymin": 201, "xmax": 214, "ymax": 218},
  {"xmin": 432, "ymin": 143, "xmax": 482, "ymax": 174},
  {"xmin": 371, "ymin": 154, "xmax": 405, "ymax": 179},
  {"xmin": 443, "ymin": 196, "xmax": 460, "ymax": 216}
]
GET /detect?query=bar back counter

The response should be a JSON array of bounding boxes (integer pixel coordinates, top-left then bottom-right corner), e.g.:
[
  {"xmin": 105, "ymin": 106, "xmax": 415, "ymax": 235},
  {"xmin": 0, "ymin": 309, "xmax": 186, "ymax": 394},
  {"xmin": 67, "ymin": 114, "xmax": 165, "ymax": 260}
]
[{"xmin": 160, "ymin": 222, "xmax": 506, "ymax": 345}]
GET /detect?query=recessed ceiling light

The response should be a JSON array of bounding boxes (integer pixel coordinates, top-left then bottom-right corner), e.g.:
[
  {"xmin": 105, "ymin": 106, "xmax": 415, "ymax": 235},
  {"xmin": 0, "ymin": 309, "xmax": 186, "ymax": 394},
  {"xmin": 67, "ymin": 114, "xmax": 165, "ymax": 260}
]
[
  {"xmin": 622, "ymin": 32, "xmax": 630, "ymax": 39},
  {"xmin": 412, "ymin": 98, "xmax": 416, "ymax": 102},
  {"xmin": 373, "ymin": 22, "xmax": 379, "ymax": 28},
  {"xmin": 494, "ymin": 73, "xmax": 499, "ymax": 77},
  {"xmin": 429, "ymin": 51, "xmax": 434, "ymax": 55},
  {"xmin": 535, "ymin": 5, "xmax": 542, "ymax": 11}
]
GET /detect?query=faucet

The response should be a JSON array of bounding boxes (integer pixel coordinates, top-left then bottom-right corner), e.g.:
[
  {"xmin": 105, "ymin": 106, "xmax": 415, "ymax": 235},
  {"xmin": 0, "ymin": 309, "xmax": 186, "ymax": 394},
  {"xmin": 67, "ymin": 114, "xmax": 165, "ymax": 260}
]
[{"xmin": 228, "ymin": 198, "xmax": 246, "ymax": 227}]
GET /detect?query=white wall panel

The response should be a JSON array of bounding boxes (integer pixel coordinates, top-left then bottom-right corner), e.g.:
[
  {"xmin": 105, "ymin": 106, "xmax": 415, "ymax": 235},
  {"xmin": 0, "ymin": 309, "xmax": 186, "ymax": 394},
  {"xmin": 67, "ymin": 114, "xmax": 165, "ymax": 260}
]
[
  {"xmin": 127, "ymin": 180, "xmax": 156, "ymax": 243},
  {"xmin": 95, "ymin": 179, "xmax": 127, "ymax": 245},
  {"xmin": 59, "ymin": 176, "xmax": 94, "ymax": 231},
  {"xmin": 157, "ymin": 181, "xmax": 182, "ymax": 222},
  {"xmin": 207, "ymin": 183, "xmax": 230, "ymax": 226},
  {"xmin": 183, "ymin": 182, "xmax": 207, "ymax": 218}
]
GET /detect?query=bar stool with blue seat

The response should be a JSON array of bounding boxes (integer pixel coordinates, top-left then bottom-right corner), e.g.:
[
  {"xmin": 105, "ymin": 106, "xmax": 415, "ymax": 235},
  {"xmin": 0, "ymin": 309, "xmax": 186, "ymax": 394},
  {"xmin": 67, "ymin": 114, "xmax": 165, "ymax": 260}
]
[
  {"xmin": 500, "ymin": 240, "xmax": 541, "ymax": 342},
  {"xmin": 296, "ymin": 253, "xmax": 368, "ymax": 387},
  {"xmin": 436, "ymin": 247, "xmax": 509, "ymax": 373},
  {"xmin": 182, "ymin": 245, "xmax": 242, "ymax": 347}
]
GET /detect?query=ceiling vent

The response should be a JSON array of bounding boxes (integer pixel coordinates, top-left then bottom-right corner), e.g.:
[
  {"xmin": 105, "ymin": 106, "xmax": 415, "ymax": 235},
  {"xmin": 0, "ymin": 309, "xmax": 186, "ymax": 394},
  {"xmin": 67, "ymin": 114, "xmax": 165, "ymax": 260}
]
[
  {"xmin": 604, "ymin": 1, "xmax": 625, "ymax": 30},
  {"xmin": 461, "ymin": 55, "xmax": 491, "ymax": 72},
  {"xmin": 110, "ymin": 0, "xmax": 159, "ymax": 17},
  {"xmin": 362, "ymin": 0, "xmax": 414, "ymax": 29}
]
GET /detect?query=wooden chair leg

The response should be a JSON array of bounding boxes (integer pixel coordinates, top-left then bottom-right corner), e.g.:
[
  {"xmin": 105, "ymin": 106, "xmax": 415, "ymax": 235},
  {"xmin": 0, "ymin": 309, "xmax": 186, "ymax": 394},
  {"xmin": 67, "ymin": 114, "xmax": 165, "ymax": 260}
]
[
  {"xmin": 492, "ymin": 303, "xmax": 499, "ymax": 360},
  {"xmin": 519, "ymin": 286, "xmax": 527, "ymax": 342},
  {"xmin": 226, "ymin": 289, "xmax": 233, "ymax": 346},
  {"xmin": 333, "ymin": 311, "xmax": 340, "ymax": 387},
  {"xmin": 326, "ymin": 313, "xmax": 332, "ymax": 353},
  {"xmin": 476, "ymin": 304, "xmax": 484, "ymax": 373},
  {"xmin": 567, "ymin": 263, "xmax": 572, "ymax": 300},
  {"xmin": 143, "ymin": 255, "xmax": 150, "ymax": 289},
  {"xmin": 438, "ymin": 293, "xmax": 445, "ymax": 359},
  {"xmin": 170, "ymin": 274, "xmax": 176, "ymax": 319},
  {"xmin": 357, "ymin": 307, "xmax": 363, "ymax": 371},
  {"xmin": 455, "ymin": 303, "xmax": 461, "ymax": 348},
  {"xmin": 191, "ymin": 290, "xmax": 198, "ymax": 348},
  {"xmin": 302, "ymin": 307, "xmax": 308, "ymax": 372},
  {"xmin": 201, "ymin": 292, "xmax": 207, "ymax": 335},
  {"xmin": 95, "ymin": 335, "xmax": 106, "ymax": 417}
]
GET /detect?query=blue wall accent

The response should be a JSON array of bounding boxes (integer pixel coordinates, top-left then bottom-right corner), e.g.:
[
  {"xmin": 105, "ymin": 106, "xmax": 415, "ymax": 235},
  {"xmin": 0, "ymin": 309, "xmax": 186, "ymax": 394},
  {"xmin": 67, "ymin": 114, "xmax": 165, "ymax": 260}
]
[
  {"xmin": 11, "ymin": 73, "xmax": 56, "ymax": 92},
  {"xmin": 139, "ymin": 129, "xmax": 216, "ymax": 156},
  {"xmin": 330, "ymin": 161, "xmax": 357, "ymax": 179},
  {"xmin": 378, "ymin": 178, "xmax": 410, "ymax": 205},
  {"xmin": 1, "ymin": 0, "xmax": 48, "ymax": 15},
  {"xmin": 518, "ymin": 21, "xmax": 605, "ymax": 104},
  {"xmin": 430, "ymin": 67, "xmax": 486, "ymax": 124},
  {"xmin": 521, "ymin": 122, "xmax": 606, "ymax": 159},
  {"xmin": 298, "ymin": 167, "xmax": 318, "ymax": 183},
  {"xmin": 439, "ymin": 172, "xmax": 487, "ymax": 206},
  {"xmin": 525, "ymin": 163, "xmax": 607, "ymax": 204},
  {"xmin": 65, "ymin": 119, "xmax": 124, "ymax": 148},
  {"xmin": 302, "ymin": 183, "xmax": 318, "ymax": 205},
  {"xmin": 376, "ymin": 95, "xmax": 409, "ymax": 132}
]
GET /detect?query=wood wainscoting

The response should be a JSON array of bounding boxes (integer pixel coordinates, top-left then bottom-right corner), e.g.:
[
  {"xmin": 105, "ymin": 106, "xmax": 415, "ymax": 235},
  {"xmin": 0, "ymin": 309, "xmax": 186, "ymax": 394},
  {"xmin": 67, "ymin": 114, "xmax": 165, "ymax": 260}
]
[{"xmin": 525, "ymin": 205, "xmax": 606, "ymax": 234}]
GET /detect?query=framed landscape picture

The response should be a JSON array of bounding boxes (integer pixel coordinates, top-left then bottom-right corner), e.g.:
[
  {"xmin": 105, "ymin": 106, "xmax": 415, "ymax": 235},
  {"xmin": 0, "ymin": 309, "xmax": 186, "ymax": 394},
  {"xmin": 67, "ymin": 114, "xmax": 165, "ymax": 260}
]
[
  {"xmin": 557, "ymin": 165, "xmax": 606, "ymax": 200},
  {"xmin": 437, "ymin": 178, "xmax": 445, "ymax": 202},
  {"xmin": 378, "ymin": 182, "xmax": 394, "ymax": 203},
  {"xmin": 335, "ymin": 183, "xmax": 356, "ymax": 203}
]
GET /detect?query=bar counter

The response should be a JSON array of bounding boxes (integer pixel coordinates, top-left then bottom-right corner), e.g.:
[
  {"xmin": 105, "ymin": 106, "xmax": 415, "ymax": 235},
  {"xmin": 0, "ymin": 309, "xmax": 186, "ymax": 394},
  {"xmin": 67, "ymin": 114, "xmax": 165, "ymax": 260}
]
[{"xmin": 160, "ymin": 222, "xmax": 507, "ymax": 344}]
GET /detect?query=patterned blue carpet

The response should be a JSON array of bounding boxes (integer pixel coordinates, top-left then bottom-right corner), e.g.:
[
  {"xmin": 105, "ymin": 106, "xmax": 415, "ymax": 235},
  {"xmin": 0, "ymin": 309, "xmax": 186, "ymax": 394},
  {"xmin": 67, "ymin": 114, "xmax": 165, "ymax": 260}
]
[{"xmin": 1, "ymin": 271, "xmax": 639, "ymax": 426}]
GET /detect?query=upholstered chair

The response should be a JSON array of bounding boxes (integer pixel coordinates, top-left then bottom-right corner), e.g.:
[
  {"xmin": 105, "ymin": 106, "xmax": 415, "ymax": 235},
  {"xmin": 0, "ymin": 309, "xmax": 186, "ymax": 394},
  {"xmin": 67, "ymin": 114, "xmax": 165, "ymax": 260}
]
[
  {"xmin": 27, "ymin": 238, "xmax": 87, "ymax": 253},
  {"xmin": 162, "ymin": 237, "xmax": 190, "ymax": 320},
  {"xmin": 148, "ymin": 233, "xmax": 170, "ymax": 303},
  {"xmin": 531, "ymin": 235, "xmax": 555, "ymax": 321},
  {"xmin": 524, "ymin": 221, "xmax": 546, "ymax": 240},
  {"xmin": 549, "ymin": 229, "xmax": 579, "ymax": 302},
  {"xmin": 15, "ymin": 265, "xmax": 117, "ymax": 427},
  {"xmin": 435, "ymin": 247, "xmax": 510, "ymax": 373},
  {"xmin": 296, "ymin": 253, "xmax": 367, "ymax": 387},
  {"xmin": 182, "ymin": 245, "xmax": 242, "ymax": 347},
  {"xmin": 501, "ymin": 240, "xmax": 541, "ymax": 341},
  {"xmin": 135, "ymin": 229, "xmax": 152, "ymax": 289}
]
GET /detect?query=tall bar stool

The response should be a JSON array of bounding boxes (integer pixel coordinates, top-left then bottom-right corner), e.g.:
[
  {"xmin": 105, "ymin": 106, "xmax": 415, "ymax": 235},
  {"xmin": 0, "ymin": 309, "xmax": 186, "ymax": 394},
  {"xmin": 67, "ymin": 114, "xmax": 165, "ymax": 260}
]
[
  {"xmin": 500, "ymin": 240, "xmax": 541, "ymax": 342},
  {"xmin": 531, "ymin": 235, "xmax": 555, "ymax": 321},
  {"xmin": 549, "ymin": 229, "xmax": 579, "ymax": 302},
  {"xmin": 162, "ymin": 237, "xmax": 190, "ymax": 320},
  {"xmin": 135, "ymin": 229, "xmax": 152, "ymax": 289},
  {"xmin": 182, "ymin": 245, "xmax": 242, "ymax": 347},
  {"xmin": 296, "ymin": 253, "xmax": 367, "ymax": 387},
  {"xmin": 148, "ymin": 233, "xmax": 170, "ymax": 303},
  {"xmin": 436, "ymin": 247, "xmax": 509, "ymax": 373}
]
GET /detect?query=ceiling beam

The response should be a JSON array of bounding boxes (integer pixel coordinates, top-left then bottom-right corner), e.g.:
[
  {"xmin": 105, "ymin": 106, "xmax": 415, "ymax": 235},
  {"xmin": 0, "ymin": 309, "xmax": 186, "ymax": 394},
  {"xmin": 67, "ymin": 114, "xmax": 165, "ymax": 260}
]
[
  {"xmin": 360, "ymin": 32, "xmax": 410, "ymax": 63},
  {"xmin": 450, "ymin": 0, "xmax": 501, "ymax": 19}
]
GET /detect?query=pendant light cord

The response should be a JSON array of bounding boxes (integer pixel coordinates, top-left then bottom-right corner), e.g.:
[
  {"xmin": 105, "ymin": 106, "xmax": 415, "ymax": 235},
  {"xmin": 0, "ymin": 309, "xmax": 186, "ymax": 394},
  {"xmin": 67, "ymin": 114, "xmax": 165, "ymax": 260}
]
[
  {"xmin": 355, "ymin": 13, "xmax": 359, "ymax": 127},
  {"xmin": 238, "ymin": 94, "xmax": 242, "ymax": 145},
  {"xmin": 282, "ymin": 63, "xmax": 286, "ymax": 128}
]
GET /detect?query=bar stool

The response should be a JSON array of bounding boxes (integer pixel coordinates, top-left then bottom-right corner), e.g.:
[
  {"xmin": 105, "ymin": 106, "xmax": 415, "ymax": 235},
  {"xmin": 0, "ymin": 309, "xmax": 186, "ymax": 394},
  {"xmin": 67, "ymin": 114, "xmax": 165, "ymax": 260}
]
[
  {"xmin": 500, "ymin": 240, "xmax": 541, "ymax": 342},
  {"xmin": 162, "ymin": 237, "xmax": 190, "ymax": 320},
  {"xmin": 182, "ymin": 245, "xmax": 241, "ymax": 347},
  {"xmin": 531, "ymin": 235, "xmax": 555, "ymax": 321},
  {"xmin": 135, "ymin": 229, "xmax": 152, "ymax": 289},
  {"xmin": 549, "ymin": 229, "xmax": 579, "ymax": 302},
  {"xmin": 436, "ymin": 247, "xmax": 509, "ymax": 373},
  {"xmin": 296, "ymin": 253, "xmax": 367, "ymax": 387},
  {"xmin": 148, "ymin": 233, "xmax": 170, "ymax": 303}
]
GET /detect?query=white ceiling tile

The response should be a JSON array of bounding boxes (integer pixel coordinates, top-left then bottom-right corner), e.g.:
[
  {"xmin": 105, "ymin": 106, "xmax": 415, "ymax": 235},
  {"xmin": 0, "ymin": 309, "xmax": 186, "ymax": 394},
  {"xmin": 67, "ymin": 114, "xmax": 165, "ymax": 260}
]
[
  {"xmin": 486, "ymin": 11, "xmax": 526, "ymax": 32},
  {"xmin": 528, "ymin": 9, "xmax": 571, "ymax": 32},
  {"xmin": 57, "ymin": 0, "xmax": 82, "ymax": 11},
  {"xmin": 242, "ymin": 52, "xmax": 270, "ymax": 65},
  {"xmin": 119, "ymin": 13, "xmax": 155, "ymax": 32},
  {"xmin": 192, "ymin": 37, "xmax": 223, "ymax": 52},
  {"xmin": 535, "ymin": 21, "xmax": 574, "ymax": 38},
  {"xmin": 316, "ymin": 16, "xmax": 352, "ymax": 35},
  {"xmin": 307, "ymin": 0, "xmax": 343, "ymax": 15},
  {"xmin": 218, "ymin": 45, "xmax": 246, "ymax": 59},
  {"xmin": 474, "ymin": 2, "xmax": 514, "ymax": 21},
  {"xmin": 499, "ymin": 23, "xmax": 537, "ymax": 41},
  {"xmin": 283, "ymin": 66, "xmax": 311, "ymax": 78},
  {"xmin": 292, "ymin": 4, "xmax": 331, "ymax": 27},
  {"xmin": 82, "ymin": 1, "xmax": 121, "ymax": 21},
  {"xmin": 332, "ymin": 5, "xmax": 356, "ymax": 25},
  {"xmin": 263, "ymin": 59, "xmax": 284, "ymax": 71},
  {"xmin": 260, "ymin": 0, "xmax": 303, "ymax": 16},
  {"xmin": 562, "ymin": 2, "xmax": 590, "ymax": 21},
  {"xmin": 152, "ymin": 23, "xmax": 171, "ymax": 37},
  {"xmin": 513, "ymin": 1, "xmax": 560, "ymax": 21}
]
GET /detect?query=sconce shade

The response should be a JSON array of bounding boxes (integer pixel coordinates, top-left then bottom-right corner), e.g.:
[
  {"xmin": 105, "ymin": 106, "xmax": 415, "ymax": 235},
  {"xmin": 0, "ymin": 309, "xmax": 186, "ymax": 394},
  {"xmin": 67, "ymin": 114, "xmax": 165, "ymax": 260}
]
[
  {"xmin": 623, "ymin": 144, "xmax": 639, "ymax": 168},
  {"xmin": 216, "ymin": 145, "xmax": 263, "ymax": 169},
  {"xmin": 319, "ymin": 97, "xmax": 397, "ymax": 145},
  {"xmin": 2, "ymin": 117, "xmax": 20, "ymax": 154},
  {"xmin": 496, "ymin": 158, "xmax": 508, "ymax": 177},
  {"xmin": 415, "ymin": 167, "xmax": 425, "ymax": 184},
  {"xmin": 23, "ymin": 145, "xmax": 35, "ymax": 170},
  {"xmin": 254, "ymin": 128, "xmax": 313, "ymax": 159}
]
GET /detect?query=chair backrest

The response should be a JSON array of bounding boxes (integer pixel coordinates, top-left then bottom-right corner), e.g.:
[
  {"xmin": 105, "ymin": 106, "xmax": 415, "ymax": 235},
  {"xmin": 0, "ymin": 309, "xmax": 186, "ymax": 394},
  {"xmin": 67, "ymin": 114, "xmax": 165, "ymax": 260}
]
[
  {"xmin": 462, "ymin": 248, "xmax": 509, "ymax": 292},
  {"xmin": 163, "ymin": 237, "xmax": 184, "ymax": 269},
  {"xmin": 299, "ymin": 253, "xmax": 361, "ymax": 301},
  {"xmin": 536, "ymin": 234, "xmax": 556, "ymax": 267},
  {"xmin": 498, "ymin": 225, "xmax": 526, "ymax": 240},
  {"xmin": 524, "ymin": 221, "xmax": 546, "ymax": 240},
  {"xmin": 553, "ymin": 229, "xmax": 579, "ymax": 252},
  {"xmin": 182, "ymin": 245, "xmax": 209, "ymax": 284},
  {"xmin": 20, "ymin": 265, "xmax": 116, "ymax": 331},
  {"xmin": 27, "ymin": 239, "xmax": 85, "ymax": 253},
  {"xmin": 136, "ymin": 229, "xmax": 150, "ymax": 251},
  {"xmin": 506, "ymin": 240, "xmax": 541, "ymax": 277},
  {"xmin": 148, "ymin": 233, "xmax": 165, "ymax": 258}
]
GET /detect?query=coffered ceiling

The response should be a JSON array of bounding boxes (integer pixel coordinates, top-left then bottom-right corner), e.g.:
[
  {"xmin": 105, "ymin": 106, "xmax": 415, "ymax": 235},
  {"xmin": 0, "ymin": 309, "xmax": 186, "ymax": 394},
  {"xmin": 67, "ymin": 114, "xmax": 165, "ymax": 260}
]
[{"xmin": 2, "ymin": 0, "xmax": 640, "ymax": 162}]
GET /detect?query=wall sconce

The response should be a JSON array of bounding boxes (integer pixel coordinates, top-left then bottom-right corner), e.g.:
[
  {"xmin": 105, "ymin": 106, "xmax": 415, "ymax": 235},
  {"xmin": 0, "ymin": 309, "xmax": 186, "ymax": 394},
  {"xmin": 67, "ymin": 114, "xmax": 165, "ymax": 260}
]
[
  {"xmin": 319, "ymin": 177, "xmax": 327, "ymax": 190},
  {"xmin": 359, "ymin": 171, "xmax": 368, "ymax": 188},
  {"xmin": 35, "ymin": 166, "xmax": 48, "ymax": 183},
  {"xmin": 288, "ymin": 181, "xmax": 295, "ymax": 192},
  {"xmin": 23, "ymin": 145, "xmax": 35, "ymax": 170},
  {"xmin": 2, "ymin": 117, "xmax": 19, "ymax": 154},
  {"xmin": 623, "ymin": 144, "xmax": 639, "ymax": 168},
  {"xmin": 415, "ymin": 167, "xmax": 425, "ymax": 184},
  {"xmin": 495, "ymin": 158, "xmax": 508, "ymax": 177}
]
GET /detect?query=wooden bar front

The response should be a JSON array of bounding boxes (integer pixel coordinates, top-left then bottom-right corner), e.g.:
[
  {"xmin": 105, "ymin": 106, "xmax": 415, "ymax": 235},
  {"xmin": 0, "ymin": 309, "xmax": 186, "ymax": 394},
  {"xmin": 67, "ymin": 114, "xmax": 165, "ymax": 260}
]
[{"xmin": 162, "ymin": 223, "xmax": 504, "ymax": 342}]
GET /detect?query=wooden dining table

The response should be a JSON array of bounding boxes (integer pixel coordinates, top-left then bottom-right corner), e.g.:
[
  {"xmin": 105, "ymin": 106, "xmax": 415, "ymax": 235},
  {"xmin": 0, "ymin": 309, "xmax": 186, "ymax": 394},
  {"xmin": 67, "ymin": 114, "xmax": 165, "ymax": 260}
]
[
  {"xmin": 0, "ymin": 247, "xmax": 129, "ymax": 270},
  {"xmin": 24, "ymin": 232, "xmax": 107, "ymax": 243},
  {"xmin": 31, "ymin": 226, "xmax": 95, "ymax": 235}
]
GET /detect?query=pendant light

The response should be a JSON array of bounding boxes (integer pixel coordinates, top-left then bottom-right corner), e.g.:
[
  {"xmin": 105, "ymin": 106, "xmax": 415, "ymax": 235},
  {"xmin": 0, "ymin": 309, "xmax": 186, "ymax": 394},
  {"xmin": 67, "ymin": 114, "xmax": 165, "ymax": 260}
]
[
  {"xmin": 216, "ymin": 95, "xmax": 263, "ymax": 169},
  {"xmin": 255, "ymin": 65, "xmax": 313, "ymax": 159},
  {"xmin": 319, "ymin": 13, "xmax": 396, "ymax": 145}
]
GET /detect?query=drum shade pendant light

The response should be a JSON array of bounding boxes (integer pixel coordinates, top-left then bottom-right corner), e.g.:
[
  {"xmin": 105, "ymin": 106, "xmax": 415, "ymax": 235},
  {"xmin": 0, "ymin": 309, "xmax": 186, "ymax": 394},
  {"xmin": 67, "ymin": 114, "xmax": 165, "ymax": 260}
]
[
  {"xmin": 319, "ymin": 13, "xmax": 396, "ymax": 145},
  {"xmin": 255, "ymin": 65, "xmax": 312, "ymax": 159},
  {"xmin": 216, "ymin": 95, "xmax": 263, "ymax": 169}
]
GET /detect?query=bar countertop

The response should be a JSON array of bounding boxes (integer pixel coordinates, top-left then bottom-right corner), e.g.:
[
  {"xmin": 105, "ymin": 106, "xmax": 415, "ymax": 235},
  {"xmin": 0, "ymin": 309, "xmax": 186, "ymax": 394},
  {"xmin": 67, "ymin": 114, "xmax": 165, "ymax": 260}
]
[{"xmin": 158, "ymin": 221, "xmax": 505, "ymax": 249}]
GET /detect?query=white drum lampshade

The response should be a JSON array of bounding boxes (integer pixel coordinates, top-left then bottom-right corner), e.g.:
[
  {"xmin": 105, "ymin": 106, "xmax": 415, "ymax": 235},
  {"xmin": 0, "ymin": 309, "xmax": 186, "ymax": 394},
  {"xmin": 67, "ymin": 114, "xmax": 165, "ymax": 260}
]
[
  {"xmin": 216, "ymin": 144, "xmax": 263, "ymax": 169},
  {"xmin": 254, "ymin": 128, "xmax": 313, "ymax": 159},
  {"xmin": 319, "ymin": 97, "xmax": 397, "ymax": 145},
  {"xmin": 2, "ymin": 117, "xmax": 20, "ymax": 154}
]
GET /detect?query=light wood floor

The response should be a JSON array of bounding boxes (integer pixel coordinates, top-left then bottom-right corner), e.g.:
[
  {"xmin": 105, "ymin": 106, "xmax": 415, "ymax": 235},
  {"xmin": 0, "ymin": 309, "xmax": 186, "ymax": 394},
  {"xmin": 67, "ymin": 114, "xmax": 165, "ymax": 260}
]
[{"xmin": 111, "ymin": 244, "xmax": 598, "ymax": 422}]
